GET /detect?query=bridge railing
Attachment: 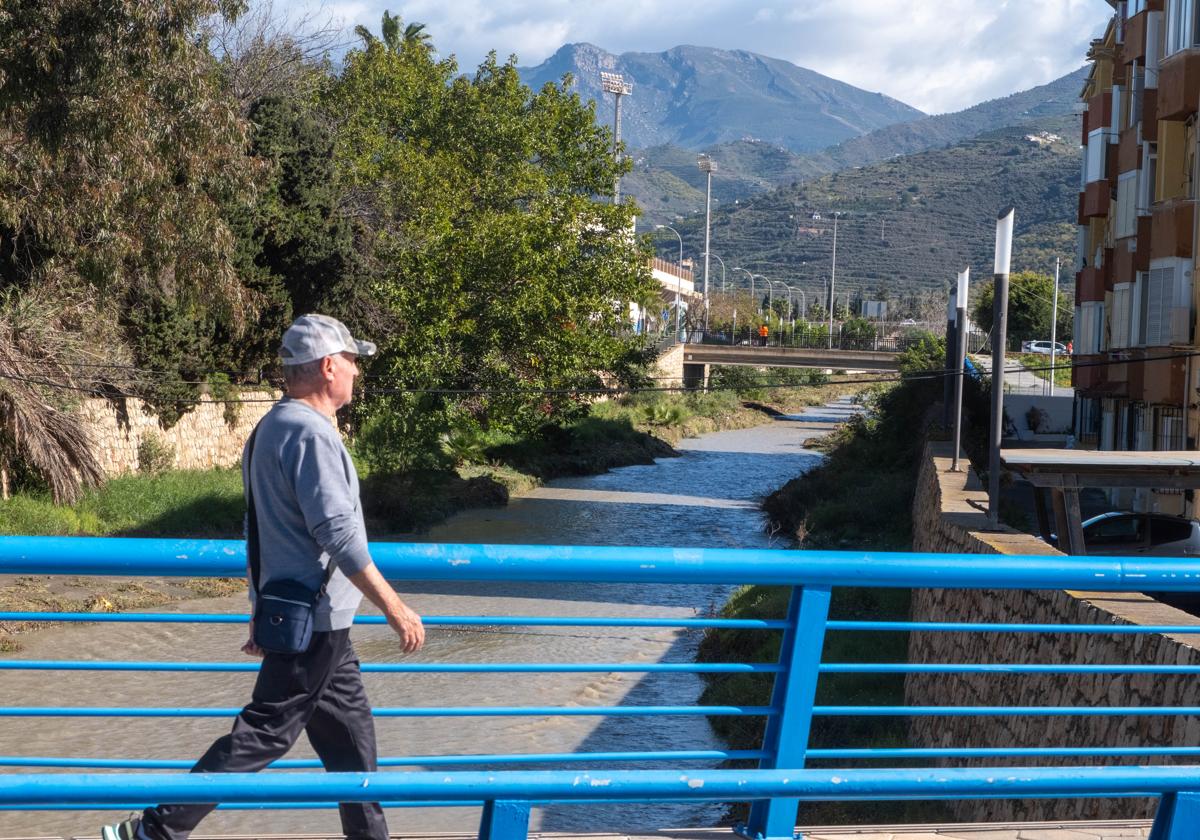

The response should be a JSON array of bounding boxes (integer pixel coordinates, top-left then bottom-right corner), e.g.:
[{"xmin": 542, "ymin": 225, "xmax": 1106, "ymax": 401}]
[
  {"xmin": 686, "ymin": 329, "xmax": 930, "ymax": 353},
  {"xmin": 1, "ymin": 538, "xmax": 1200, "ymax": 840}
]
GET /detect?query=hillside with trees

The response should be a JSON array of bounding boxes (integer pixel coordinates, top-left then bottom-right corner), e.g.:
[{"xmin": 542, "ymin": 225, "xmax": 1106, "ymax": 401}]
[{"xmin": 654, "ymin": 116, "xmax": 1079, "ymax": 312}]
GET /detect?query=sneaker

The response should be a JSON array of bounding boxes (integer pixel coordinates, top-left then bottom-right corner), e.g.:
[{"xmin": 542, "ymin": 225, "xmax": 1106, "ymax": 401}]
[{"xmin": 101, "ymin": 816, "xmax": 143, "ymax": 840}]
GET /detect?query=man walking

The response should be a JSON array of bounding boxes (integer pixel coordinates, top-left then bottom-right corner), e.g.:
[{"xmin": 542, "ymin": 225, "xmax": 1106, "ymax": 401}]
[{"xmin": 102, "ymin": 314, "xmax": 425, "ymax": 840}]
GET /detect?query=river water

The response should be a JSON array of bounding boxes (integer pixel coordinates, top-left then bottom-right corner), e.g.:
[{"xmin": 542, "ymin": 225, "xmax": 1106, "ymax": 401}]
[{"xmin": 0, "ymin": 402, "xmax": 853, "ymax": 838}]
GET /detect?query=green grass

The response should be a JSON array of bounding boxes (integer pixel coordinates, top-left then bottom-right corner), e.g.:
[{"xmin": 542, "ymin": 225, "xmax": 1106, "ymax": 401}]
[
  {"xmin": 1016, "ymin": 352, "xmax": 1071, "ymax": 388},
  {"xmin": 0, "ymin": 469, "xmax": 245, "ymax": 537}
]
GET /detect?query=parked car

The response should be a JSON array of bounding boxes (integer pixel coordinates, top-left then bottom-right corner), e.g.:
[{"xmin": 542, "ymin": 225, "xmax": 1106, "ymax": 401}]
[
  {"xmin": 1050, "ymin": 512, "xmax": 1200, "ymax": 617},
  {"xmin": 1021, "ymin": 340, "xmax": 1067, "ymax": 355},
  {"xmin": 1051, "ymin": 512, "xmax": 1200, "ymax": 556}
]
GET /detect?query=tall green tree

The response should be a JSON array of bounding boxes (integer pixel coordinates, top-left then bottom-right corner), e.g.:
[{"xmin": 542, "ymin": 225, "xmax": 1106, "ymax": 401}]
[
  {"xmin": 326, "ymin": 33, "xmax": 655, "ymax": 470},
  {"xmin": 971, "ymin": 271, "xmax": 1072, "ymax": 344},
  {"xmin": 0, "ymin": 0, "xmax": 261, "ymax": 485}
]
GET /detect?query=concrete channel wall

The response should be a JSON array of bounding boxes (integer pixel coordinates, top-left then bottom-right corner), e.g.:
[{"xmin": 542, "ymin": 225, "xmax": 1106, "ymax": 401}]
[{"xmin": 905, "ymin": 441, "xmax": 1200, "ymax": 823}]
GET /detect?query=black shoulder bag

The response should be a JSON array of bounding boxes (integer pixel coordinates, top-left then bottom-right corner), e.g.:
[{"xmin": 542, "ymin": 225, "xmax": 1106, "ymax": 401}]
[{"xmin": 246, "ymin": 425, "xmax": 336, "ymax": 655}]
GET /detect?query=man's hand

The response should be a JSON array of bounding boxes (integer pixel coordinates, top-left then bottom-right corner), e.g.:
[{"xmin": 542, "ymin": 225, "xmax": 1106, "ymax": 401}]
[
  {"xmin": 387, "ymin": 600, "xmax": 426, "ymax": 654},
  {"xmin": 242, "ymin": 620, "xmax": 264, "ymax": 657},
  {"xmin": 349, "ymin": 562, "xmax": 426, "ymax": 654}
]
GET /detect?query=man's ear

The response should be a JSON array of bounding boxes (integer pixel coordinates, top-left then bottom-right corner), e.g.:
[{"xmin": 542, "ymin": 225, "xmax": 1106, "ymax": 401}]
[{"xmin": 322, "ymin": 355, "xmax": 337, "ymax": 381}]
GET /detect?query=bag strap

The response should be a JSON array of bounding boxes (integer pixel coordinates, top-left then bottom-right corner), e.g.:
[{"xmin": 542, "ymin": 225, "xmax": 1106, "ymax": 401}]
[
  {"xmin": 246, "ymin": 424, "xmax": 263, "ymax": 596},
  {"xmin": 246, "ymin": 421, "xmax": 338, "ymax": 598}
]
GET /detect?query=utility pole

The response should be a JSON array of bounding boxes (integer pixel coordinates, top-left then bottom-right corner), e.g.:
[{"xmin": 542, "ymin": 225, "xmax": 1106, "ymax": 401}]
[
  {"xmin": 1049, "ymin": 257, "xmax": 1061, "ymax": 398},
  {"xmin": 827, "ymin": 212, "xmax": 841, "ymax": 349},
  {"xmin": 988, "ymin": 209, "xmax": 1015, "ymax": 528},
  {"xmin": 601, "ymin": 72, "xmax": 633, "ymax": 205}
]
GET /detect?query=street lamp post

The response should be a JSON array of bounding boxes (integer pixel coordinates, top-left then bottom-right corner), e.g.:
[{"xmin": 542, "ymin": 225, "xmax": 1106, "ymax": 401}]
[
  {"xmin": 703, "ymin": 252, "xmax": 726, "ymax": 293},
  {"xmin": 827, "ymin": 212, "xmax": 842, "ymax": 349},
  {"xmin": 655, "ymin": 224, "xmax": 684, "ymax": 340},
  {"xmin": 988, "ymin": 208, "xmax": 1015, "ymax": 529},
  {"xmin": 753, "ymin": 274, "xmax": 767, "ymax": 316},
  {"xmin": 951, "ymin": 267, "xmax": 970, "ymax": 473},
  {"xmin": 601, "ymin": 72, "xmax": 634, "ymax": 205},
  {"xmin": 733, "ymin": 267, "xmax": 753, "ymax": 343},
  {"xmin": 698, "ymin": 155, "xmax": 718, "ymax": 312}
]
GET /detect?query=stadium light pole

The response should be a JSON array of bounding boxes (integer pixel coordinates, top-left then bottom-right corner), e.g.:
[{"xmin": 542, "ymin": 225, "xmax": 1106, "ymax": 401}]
[
  {"xmin": 655, "ymin": 224, "xmax": 684, "ymax": 340},
  {"xmin": 601, "ymin": 72, "xmax": 634, "ymax": 205}
]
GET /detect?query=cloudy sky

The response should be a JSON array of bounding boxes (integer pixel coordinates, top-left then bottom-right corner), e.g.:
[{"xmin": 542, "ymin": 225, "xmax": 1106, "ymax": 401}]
[{"xmin": 308, "ymin": 0, "xmax": 1113, "ymax": 114}]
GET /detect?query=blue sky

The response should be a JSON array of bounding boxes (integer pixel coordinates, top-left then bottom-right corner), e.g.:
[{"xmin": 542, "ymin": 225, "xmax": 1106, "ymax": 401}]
[{"xmin": 304, "ymin": 0, "xmax": 1113, "ymax": 114}]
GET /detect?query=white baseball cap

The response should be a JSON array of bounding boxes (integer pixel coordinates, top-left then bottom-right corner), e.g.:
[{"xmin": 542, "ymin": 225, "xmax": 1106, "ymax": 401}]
[{"xmin": 279, "ymin": 314, "xmax": 377, "ymax": 366}]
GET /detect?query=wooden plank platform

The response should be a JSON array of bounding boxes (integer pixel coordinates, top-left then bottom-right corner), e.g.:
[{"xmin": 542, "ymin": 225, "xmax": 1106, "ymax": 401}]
[{"xmin": 28, "ymin": 821, "xmax": 1155, "ymax": 840}]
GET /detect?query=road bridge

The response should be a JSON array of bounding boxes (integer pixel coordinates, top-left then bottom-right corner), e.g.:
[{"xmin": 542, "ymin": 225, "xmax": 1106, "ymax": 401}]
[{"xmin": 683, "ymin": 343, "xmax": 902, "ymax": 372}]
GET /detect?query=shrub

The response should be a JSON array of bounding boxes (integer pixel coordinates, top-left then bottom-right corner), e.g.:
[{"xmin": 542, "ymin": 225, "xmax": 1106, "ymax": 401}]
[{"xmin": 137, "ymin": 433, "xmax": 175, "ymax": 475}]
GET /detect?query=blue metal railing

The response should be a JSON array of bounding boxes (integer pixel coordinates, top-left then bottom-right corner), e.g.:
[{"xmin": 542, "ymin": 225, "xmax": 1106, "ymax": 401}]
[{"xmin": 1, "ymin": 537, "xmax": 1200, "ymax": 840}]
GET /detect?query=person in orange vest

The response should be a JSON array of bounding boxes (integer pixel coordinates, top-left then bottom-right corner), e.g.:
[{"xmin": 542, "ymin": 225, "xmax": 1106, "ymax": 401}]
[{"xmin": 758, "ymin": 323, "xmax": 769, "ymax": 346}]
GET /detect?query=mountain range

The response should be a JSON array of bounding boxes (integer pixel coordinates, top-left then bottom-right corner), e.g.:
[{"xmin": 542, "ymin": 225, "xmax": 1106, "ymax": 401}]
[
  {"xmin": 518, "ymin": 43, "xmax": 924, "ymax": 153},
  {"xmin": 520, "ymin": 42, "xmax": 1086, "ymax": 304}
]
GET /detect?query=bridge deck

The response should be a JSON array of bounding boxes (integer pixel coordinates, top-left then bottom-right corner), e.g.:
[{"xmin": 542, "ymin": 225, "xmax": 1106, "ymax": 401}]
[{"xmin": 39, "ymin": 821, "xmax": 1152, "ymax": 840}]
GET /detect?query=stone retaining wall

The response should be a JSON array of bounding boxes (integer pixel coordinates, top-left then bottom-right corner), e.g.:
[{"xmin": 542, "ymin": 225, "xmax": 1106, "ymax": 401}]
[
  {"xmin": 79, "ymin": 392, "xmax": 278, "ymax": 476},
  {"xmin": 906, "ymin": 441, "xmax": 1200, "ymax": 822}
]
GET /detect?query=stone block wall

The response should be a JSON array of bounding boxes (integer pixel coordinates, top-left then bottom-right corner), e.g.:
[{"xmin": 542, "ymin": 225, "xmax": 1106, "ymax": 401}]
[
  {"xmin": 79, "ymin": 392, "xmax": 278, "ymax": 476},
  {"xmin": 906, "ymin": 441, "xmax": 1200, "ymax": 822}
]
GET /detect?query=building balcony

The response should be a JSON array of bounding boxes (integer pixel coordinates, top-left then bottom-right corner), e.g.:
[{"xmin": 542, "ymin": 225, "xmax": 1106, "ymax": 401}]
[
  {"xmin": 1076, "ymin": 266, "xmax": 1109, "ymax": 304},
  {"xmin": 1084, "ymin": 91, "xmax": 1113, "ymax": 134},
  {"xmin": 1157, "ymin": 49, "xmax": 1200, "ymax": 121},
  {"xmin": 1117, "ymin": 127, "xmax": 1141, "ymax": 172},
  {"xmin": 1122, "ymin": 11, "xmax": 1148, "ymax": 66},
  {"xmin": 1072, "ymin": 355, "xmax": 1108, "ymax": 392},
  {"xmin": 1143, "ymin": 88, "xmax": 1159, "ymax": 140},
  {"xmin": 1150, "ymin": 199, "xmax": 1195, "ymax": 259},
  {"xmin": 1080, "ymin": 180, "xmax": 1111, "ymax": 219}
]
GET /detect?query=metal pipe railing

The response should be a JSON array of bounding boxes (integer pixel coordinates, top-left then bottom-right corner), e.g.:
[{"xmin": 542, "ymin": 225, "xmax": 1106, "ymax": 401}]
[
  {"xmin": 4, "ymin": 537, "xmax": 1200, "ymax": 840},
  {"xmin": 2, "ymin": 536, "xmax": 1200, "ymax": 590}
]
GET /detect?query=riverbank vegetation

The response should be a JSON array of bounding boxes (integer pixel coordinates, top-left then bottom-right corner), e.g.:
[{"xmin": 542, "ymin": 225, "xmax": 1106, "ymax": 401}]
[
  {"xmin": 0, "ymin": 367, "xmax": 861, "ymax": 538},
  {"xmin": 0, "ymin": 3, "xmax": 657, "ymax": 504}
]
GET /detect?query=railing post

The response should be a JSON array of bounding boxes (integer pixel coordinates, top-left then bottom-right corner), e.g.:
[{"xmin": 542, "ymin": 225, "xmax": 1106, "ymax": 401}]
[
  {"xmin": 740, "ymin": 585, "xmax": 832, "ymax": 840},
  {"xmin": 1150, "ymin": 792, "xmax": 1200, "ymax": 840},
  {"xmin": 479, "ymin": 799, "xmax": 531, "ymax": 840}
]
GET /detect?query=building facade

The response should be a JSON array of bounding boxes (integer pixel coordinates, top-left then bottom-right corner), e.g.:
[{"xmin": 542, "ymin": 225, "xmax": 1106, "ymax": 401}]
[{"xmin": 1076, "ymin": 0, "xmax": 1198, "ymax": 514}]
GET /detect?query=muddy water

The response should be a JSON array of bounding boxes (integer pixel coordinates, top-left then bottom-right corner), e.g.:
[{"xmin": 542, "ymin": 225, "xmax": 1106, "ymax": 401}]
[{"xmin": 0, "ymin": 404, "xmax": 851, "ymax": 838}]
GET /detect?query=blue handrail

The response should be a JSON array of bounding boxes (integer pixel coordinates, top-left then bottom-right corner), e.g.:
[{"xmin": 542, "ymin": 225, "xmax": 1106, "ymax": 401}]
[
  {"xmin": 2, "ymin": 535, "xmax": 1199, "ymax": 589},
  {"xmin": 3, "ymin": 536, "xmax": 1200, "ymax": 840}
]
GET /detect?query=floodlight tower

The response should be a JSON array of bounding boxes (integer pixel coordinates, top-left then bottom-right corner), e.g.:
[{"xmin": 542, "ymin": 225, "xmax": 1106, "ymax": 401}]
[
  {"xmin": 697, "ymin": 154, "xmax": 718, "ymax": 315},
  {"xmin": 600, "ymin": 71, "xmax": 634, "ymax": 204}
]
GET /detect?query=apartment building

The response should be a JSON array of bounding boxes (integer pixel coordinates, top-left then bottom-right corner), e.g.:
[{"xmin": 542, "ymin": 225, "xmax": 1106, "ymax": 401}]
[{"xmin": 1075, "ymin": 0, "xmax": 1200, "ymax": 514}]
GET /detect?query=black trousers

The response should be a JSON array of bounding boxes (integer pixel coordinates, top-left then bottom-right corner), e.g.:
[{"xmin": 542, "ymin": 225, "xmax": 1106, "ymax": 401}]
[{"xmin": 140, "ymin": 629, "xmax": 388, "ymax": 840}]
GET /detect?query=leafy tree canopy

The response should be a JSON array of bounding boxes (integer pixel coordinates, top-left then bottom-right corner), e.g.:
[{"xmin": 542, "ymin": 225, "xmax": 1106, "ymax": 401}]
[
  {"xmin": 326, "ymin": 26, "xmax": 656, "ymax": 470},
  {"xmin": 971, "ymin": 270, "xmax": 1072, "ymax": 344}
]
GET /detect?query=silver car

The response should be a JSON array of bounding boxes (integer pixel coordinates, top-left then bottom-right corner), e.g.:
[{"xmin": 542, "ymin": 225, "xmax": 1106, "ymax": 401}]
[
  {"xmin": 1022, "ymin": 340, "xmax": 1068, "ymax": 355},
  {"xmin": 1073, "ymin": 512, "xmax": 1200, "ymax": 556}
]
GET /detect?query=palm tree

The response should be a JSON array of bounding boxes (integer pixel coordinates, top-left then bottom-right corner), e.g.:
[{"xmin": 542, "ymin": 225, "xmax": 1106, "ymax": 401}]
[
  {"xmin": 356, "ymin": 11, "xmax": 431, "ymax": 54},
  {"xmin": 403, "ymin": 22, "xmax": 431, "ymax": 50}
]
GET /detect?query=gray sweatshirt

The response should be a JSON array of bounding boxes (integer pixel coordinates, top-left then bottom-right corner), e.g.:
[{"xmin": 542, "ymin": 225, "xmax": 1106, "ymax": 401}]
[{"xmin": 243, "ymin": 398, "xmax": 371, "ymax": 631}]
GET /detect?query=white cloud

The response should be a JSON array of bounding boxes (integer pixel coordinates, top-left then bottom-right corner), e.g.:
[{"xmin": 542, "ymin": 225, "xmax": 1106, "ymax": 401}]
[{"xmin": 303, "ymin": 0, "xmax": 1113, "ymax": 113}]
